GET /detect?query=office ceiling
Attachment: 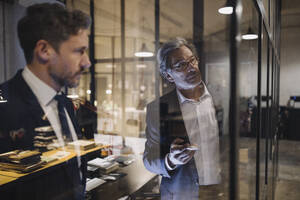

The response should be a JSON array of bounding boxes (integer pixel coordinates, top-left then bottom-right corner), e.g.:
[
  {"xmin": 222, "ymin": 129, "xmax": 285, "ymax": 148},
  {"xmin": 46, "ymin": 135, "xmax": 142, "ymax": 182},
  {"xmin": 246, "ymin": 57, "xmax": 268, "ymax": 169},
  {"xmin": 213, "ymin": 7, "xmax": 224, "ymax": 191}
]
[
  {"xmin": 71, "ymin": 0, "xmax": 300, "ymax": 41},
  {"xmin": 71, "ymin": 0, "xmax": 228, "ymax": 41}
]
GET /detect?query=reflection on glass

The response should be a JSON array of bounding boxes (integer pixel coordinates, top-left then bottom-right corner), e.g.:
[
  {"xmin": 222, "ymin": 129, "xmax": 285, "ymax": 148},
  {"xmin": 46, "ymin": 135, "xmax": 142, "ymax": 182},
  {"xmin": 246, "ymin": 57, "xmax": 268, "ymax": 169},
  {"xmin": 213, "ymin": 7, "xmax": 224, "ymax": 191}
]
[
  {"xmin": 242, "ymin": 27, "xmax": 258, "ymax": 40},
  {"xmin": 134, "ymin": 43, "xmax": 154, "ymax": 57},
  {"xmin": 0, "ymin": 89, "xmax": 7, "ymax": 103}
]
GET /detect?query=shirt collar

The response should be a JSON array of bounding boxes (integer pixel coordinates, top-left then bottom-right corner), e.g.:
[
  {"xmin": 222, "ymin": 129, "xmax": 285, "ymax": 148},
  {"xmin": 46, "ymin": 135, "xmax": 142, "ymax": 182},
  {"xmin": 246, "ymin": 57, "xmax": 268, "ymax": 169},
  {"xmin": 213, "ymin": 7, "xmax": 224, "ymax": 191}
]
[
  {"xmin": 22, "ymin": 66, "xmax": 57, "ymax": 106},
  {"xmin": 176, "ymin": 81, "xmax": 211, "ymax": 104}
]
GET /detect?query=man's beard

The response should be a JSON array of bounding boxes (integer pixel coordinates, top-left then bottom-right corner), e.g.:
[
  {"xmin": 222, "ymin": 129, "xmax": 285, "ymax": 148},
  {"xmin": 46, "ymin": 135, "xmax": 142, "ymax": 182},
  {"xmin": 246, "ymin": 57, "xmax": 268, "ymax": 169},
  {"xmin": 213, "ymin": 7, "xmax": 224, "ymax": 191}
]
[{"xmin": 49, "ymin": 68, "xmax": 82, "ymax": 89}]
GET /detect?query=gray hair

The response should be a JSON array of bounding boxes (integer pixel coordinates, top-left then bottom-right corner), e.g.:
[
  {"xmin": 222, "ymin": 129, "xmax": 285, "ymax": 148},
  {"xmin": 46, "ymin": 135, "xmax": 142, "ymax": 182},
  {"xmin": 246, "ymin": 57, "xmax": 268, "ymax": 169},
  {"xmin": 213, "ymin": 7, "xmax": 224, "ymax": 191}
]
[{"xmin": 157, "ymin": 37, "xmax": 198, "ymax": 80}]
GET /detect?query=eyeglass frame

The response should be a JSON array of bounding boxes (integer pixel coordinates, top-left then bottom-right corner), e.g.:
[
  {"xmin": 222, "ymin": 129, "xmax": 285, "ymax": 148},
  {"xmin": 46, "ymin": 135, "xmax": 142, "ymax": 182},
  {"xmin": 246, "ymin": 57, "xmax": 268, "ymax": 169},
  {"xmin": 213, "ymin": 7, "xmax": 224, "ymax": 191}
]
[{"xmin": 171, "ymin": 56, "xmax": 199, "ymax": 72}]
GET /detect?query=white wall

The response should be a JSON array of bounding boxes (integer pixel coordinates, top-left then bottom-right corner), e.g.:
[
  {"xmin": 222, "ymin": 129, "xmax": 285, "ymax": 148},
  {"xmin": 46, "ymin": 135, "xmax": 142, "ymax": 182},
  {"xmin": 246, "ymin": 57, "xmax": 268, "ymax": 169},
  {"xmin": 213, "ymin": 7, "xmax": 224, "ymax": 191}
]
[
  {"xmin": 0, "ymin": 3, "xmax": 26, "ymax": 84},
  {"xmin": 0, "ymin": 0, "xmax": 60, "ymax": 84},
  {"xmin": 280, "ymin": 25, "xmax": 300, "ymax": 106}
]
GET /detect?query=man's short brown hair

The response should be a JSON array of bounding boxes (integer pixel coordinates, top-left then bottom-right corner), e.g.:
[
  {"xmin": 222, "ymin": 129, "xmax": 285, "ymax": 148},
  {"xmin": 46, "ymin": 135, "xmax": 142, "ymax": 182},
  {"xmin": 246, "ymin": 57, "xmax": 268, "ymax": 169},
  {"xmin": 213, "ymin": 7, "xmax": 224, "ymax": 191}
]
[{"xmin": 17, "ymin": 3, "xmax": 91, "ymax": 64}]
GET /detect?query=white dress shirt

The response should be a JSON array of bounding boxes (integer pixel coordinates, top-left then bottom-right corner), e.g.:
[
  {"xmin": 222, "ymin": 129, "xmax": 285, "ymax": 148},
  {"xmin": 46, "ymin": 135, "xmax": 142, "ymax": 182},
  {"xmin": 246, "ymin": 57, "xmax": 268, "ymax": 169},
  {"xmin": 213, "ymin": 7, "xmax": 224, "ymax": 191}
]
[
  {"xmin": 22, "ymin": 66, "xmax": 79, "ymax": 147},
  {"xmin": 166, "ymin": 84, "xmax": 221, "ymax": 185}
]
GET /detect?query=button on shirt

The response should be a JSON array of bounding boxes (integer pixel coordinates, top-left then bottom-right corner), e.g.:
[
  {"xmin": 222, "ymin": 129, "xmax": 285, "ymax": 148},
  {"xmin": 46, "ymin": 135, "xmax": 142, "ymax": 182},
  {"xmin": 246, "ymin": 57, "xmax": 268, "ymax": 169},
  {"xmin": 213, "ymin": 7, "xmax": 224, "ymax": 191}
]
[
  {"xmin": 22, "ymin": 66, "xmax": 79, "ymax": 147},
  {"xmin": 177, "ymin": 84, "xmax": 221, "ymax": 185}
]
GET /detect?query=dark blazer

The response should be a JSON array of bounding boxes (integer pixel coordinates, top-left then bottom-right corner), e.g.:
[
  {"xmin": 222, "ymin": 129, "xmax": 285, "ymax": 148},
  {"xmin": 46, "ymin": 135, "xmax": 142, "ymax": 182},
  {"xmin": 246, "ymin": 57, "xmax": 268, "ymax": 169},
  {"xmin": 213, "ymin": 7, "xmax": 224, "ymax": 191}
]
[
  {"xmin": 143, "ymin": 90, "xmax": 201, "ymax": 200},
  {"xmin": 0, "ymin": 70, "xmax": 81, "ymax": 153},
  {"xmin": 0, "ymin": 70, "xmax": 84, "ymax": 200}
]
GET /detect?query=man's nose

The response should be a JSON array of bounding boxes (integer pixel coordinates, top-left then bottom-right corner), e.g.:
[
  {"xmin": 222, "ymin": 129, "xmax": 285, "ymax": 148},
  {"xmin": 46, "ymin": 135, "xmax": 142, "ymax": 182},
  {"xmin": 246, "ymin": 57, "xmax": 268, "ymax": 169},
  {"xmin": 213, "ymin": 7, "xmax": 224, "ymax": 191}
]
[
  {"xmin": 81, "ymin": 53, "xmax": 91, "ymax": 69},
  {"xmin": 187, "ymin": 63, "xmax": 196, "ymax": 72}
]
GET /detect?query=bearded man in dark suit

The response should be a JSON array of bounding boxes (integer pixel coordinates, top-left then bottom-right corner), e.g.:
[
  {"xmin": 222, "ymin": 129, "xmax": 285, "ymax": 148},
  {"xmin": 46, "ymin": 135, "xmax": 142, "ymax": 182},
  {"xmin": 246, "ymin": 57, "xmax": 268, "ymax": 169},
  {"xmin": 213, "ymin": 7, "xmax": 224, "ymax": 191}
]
[
  {"xmin": 0, "ymin": 3, "xmax": 91, "ymax": 153},
  {"xmin": 0, "ymin": 3, "xmax": 91, "ymax": 200}
]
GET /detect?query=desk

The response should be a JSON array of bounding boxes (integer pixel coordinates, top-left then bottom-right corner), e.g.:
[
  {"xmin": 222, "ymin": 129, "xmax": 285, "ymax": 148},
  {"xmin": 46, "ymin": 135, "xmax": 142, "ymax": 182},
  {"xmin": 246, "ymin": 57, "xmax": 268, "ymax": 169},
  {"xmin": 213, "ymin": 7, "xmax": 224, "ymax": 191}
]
[
  {"xmin": 0, "ymin": 175, "xmax": 16, "ymax": 186},
  {"xmin": 89, "ymin": 157, "xmax": 158, "ymax": 200},
  {"xmin": 0, "ymin": 144, "xmax": 107, "ymax": 200},
  {"xmin": 0, "ymin": 145, "xmax": 157, "ymax": 200},
  {"xmin": 0, "ymin": 150, "xmax": 77, "ymax": 178},
  {"xmin": 0, "ymin": 144, "xmax": 108, "ymax": 179}
]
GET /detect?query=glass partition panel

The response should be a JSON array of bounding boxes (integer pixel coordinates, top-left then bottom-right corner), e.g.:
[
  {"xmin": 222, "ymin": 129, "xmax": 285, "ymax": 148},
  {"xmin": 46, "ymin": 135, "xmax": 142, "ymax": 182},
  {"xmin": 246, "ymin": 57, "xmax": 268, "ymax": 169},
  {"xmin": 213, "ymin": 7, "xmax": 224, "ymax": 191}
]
[
  {"xmin": 95, "ymin": 0, "xmax": 121, "ymax": 59},
  {"xmin": 204, "ymin": 1, "xmax": 230, "ymax": 198},
  {"xmin": 238, "ymin": 0, "xmax": 259, "ymax": 199},
  {"xmin": 262, "ymin": 0, "xmax": 270, "ymax": 25},
  {"xmin": 267, "ymin": 43, "xmax": 275, "ymax": 199},
  {"xmin": 64, "ymin": 1, "xmax": 281, "ymax": 199},
  {"xmin": 160, "ymin": 0, "xmax": 193, "ymax": 42},
  {"xmin": 270, "ymin": 0, "xmax": 275, "ymax": 39},
  {"xmin": 66, "ymin": 0, "xmax": 93, "ymax": 110},
  {"xmin": 119, "ymin": 0, "xmax": 155, "ymax": 137},
  {"xmin": 260, "ymin": 25, "xmax": 269, "ymax": 199},
  {"xmin": 95, "ymin": 36, "xmax": 114, "ymax": 59}
]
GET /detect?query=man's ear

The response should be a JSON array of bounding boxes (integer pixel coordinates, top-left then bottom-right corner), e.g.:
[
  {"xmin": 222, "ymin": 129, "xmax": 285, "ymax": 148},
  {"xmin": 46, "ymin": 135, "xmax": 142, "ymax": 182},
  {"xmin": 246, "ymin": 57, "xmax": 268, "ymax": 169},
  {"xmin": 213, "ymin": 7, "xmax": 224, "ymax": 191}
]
[
  {"xmin": 165, "ymin": 71, "xmax": 174, "ymax": 83},
  {"xmin": 35, "ymin": 40, "xmax": 55, "ymax": 63}
]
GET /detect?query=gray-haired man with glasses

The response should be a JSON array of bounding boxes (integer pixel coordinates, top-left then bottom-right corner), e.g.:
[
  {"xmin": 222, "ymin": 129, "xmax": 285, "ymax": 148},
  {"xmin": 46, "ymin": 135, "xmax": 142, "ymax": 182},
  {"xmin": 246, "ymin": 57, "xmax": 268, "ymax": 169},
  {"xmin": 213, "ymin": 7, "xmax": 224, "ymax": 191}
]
[{"xmin": 143, "ymin": 38, "xmax": 222, "ymax": 199}]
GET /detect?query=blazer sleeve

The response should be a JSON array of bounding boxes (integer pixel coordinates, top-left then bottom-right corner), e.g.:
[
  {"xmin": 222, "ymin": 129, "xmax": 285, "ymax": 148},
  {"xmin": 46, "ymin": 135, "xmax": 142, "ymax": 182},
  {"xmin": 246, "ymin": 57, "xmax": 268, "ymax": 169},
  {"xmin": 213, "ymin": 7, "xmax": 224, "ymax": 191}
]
[{"xmin": 143, "ymin": 101, "xmax": 172, "ymax": 178}]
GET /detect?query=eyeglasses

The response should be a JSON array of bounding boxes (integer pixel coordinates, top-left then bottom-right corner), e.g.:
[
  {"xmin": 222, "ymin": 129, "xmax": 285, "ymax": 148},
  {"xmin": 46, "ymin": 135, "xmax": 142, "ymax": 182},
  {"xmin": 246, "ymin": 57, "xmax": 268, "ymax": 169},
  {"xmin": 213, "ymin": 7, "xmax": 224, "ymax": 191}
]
[{"xmin": 172, "ymin": 56, "xmax": 198, "ymax": 72}]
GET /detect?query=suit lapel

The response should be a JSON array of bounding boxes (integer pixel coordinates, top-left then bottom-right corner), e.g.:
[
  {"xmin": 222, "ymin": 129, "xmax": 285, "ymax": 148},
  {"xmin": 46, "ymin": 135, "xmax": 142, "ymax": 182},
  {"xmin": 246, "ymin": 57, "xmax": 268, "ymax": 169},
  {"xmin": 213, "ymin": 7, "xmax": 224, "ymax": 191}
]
[
  {"xmin": 14, "ymin": 70, "xmax": 82, "ymax": 138},
  {"xmin": 15, "ymin": 70, "xmax": 44, "ymax": 116},
  {"xmin": 160, "ymin": 90, "xmax": 188, "ymax": 141}
]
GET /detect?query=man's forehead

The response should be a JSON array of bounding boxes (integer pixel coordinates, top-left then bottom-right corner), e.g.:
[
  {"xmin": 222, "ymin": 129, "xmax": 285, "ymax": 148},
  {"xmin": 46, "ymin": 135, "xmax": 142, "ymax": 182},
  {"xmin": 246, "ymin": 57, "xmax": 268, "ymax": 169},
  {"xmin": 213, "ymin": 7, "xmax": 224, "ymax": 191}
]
[
  {"xmin": 77, "ymin": 28, "xmax": 90, "ymax": 35},
  {"xmin": 170, "ymin": 46, "xmax": 193, "ymax": 63},
  {"xmin": 64, "ymin": 29, "xmax": 89, "ymax": 45}
]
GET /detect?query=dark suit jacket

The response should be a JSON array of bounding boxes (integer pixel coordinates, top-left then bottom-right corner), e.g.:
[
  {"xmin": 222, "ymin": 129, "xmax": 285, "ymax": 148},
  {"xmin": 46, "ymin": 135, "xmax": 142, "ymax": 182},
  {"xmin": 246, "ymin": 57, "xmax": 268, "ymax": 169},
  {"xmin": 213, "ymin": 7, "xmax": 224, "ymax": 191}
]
[
  {"xmin": 0, "ymin": 70, "xmax": 81, "ymax": 153},
  {"xmin": 0, "ymin": 70, "xmax": 85, "ymax": 200},
  {"xmin": 143, "ymin": 90, "xmax": 201, "ymax": 200}
]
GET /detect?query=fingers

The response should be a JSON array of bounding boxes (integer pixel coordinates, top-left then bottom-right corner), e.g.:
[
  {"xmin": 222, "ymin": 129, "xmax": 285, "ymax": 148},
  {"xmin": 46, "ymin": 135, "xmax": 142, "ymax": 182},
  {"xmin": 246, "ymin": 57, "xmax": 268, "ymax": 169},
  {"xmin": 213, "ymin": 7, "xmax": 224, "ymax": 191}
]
[
  {"xmin": 170, "ymin": 138, "xmax": 196, "ymax": 154},
  {"xmin": 180, "ymin": 150, "xmax": 195, "ymax": 163},
  {"xmin": 170, "ymin": 144, "xmax": 185, "ymax": 154},
  {"xmin": 172, "ymin": 138, "xmax": 185, "ymax": 144},
  {"xmin": 174, "ymin": 149, "xmax": 195, "ymax": 160},
  {"xmin": 170, "ymin": 138, "xmax": 185, "ymax": 154},
  {"xmin": 169, "ymin": 148, "xmax": 195, "ymax": 165},
  {"xmin": 168, "ymin": 138, "xmax": 196, "ymax": 166}
]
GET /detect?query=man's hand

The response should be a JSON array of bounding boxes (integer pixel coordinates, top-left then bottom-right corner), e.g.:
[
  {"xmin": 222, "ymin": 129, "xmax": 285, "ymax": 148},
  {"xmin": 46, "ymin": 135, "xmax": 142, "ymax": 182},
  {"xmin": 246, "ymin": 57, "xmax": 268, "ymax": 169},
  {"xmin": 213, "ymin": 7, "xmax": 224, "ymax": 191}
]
[{"xmin": 167, "ymin": 138, "xmax": 196, "ymax": 168}]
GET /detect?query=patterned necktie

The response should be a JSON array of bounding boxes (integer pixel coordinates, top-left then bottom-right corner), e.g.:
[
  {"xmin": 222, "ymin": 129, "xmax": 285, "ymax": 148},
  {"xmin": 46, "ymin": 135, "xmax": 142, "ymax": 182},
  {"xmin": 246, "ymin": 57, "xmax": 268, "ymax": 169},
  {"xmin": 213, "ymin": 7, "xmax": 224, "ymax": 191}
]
[{"xmin": 55, "ymin": 94, "xmax": 71, "ymax": 140}]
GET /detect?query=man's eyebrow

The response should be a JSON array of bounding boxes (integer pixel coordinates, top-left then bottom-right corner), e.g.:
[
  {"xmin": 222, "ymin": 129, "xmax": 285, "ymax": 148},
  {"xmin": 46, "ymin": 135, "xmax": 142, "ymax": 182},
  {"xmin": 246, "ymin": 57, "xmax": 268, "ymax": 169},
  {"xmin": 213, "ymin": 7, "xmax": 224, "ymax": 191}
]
[
  {"xmin": 173, "ymin": 60, "xmax": 184, "ymax": 66},
  {"xmin": 174, "ymin": 56, "xmax": 194, "ymax": 65},
  {"xmin": 75, "ymin": 46, "xmax": 88, "ymax": 51}
]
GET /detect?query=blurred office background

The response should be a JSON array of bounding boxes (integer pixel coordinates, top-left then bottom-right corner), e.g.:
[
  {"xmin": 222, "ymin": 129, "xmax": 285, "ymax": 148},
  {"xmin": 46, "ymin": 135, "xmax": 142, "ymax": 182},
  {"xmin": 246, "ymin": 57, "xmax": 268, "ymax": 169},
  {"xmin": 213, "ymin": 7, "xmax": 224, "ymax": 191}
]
[{"xmin": 1, "ymin": 0, "xmax": 300, "ymax": 199}]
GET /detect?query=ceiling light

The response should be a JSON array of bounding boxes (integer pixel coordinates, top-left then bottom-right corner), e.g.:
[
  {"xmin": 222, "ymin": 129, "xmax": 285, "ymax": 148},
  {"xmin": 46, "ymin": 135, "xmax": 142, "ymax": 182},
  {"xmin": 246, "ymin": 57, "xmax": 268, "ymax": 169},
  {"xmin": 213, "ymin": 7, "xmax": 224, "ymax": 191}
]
[
  {"xmin": 67, "ymin": 94, "xmax": 79, "ymax": 99},
  {"xmin": 242, "ymin": 28, "xmax": 258, "ymax": 40},
  {"xmin": 134, "ymin": 43, "xmax": 154, "ymax": 57},
  {"xmin": 136, "ymin": 64, "xmax": 147, "ymax": 68},
  {"xmin": 218, "ymin": 6, "xmax": 233, "ymax": 15},
  {"xmin": 218, "ymin": 1, "xmax": 233, "ymax": 15},
  {"xmin": 140, "ymin": 85, "xmax": 146, "ymax": 91},
  {"xmin": 106, "ymin": 89, "xmax": 112, "ymax": 95}
]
